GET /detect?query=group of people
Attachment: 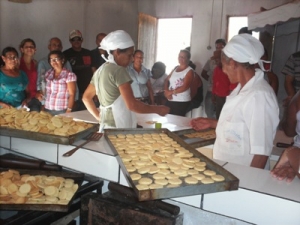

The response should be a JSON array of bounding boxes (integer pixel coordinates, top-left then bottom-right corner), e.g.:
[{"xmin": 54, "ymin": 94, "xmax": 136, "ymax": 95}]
[
  {"xmin": 1, "ymin": 28, "xmax": 299, "ymax": 182},
  {"xmin": 0, "ymin": 30, "xmax": 113, "ymax": 115},
  {"xmin": 126, "ymin": 48, "xmax": 203, "ymax": 117}
]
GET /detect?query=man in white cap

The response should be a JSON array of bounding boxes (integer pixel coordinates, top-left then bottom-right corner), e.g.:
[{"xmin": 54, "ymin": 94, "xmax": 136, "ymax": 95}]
[
  {"xmin": 191, "ymin": 34, "xmax": 279, "ymax": 169},
  {"xmin": 64, "ymin": 29, "xmax": 93, "ymax": 111},
  {"xmin": 82, "ymin": 30, "xmax": 169, "ymax": 131}
]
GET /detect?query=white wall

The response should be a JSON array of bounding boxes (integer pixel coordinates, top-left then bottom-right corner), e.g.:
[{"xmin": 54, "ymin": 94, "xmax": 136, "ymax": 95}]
[{"xmin": 0, "ymin": 0, "xmax": 138, "ymax": 60}]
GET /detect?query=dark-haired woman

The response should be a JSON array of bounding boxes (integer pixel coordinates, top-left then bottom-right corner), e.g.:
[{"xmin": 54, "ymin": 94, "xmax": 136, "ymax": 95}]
[
  {"xmin": 164, "ymin": 49, "xmax": 194, "ymax": 116},
  {"xmin": 44, "ymin": 50, "xmax": 77, "ymax": 115},
  {"xmin": 82, "ymin": 30, "xmax": 169, "ymax": 131},
  {"xmin": 0, "ymin": 47, "xmax": 30, "ymax": 108},
  {"xmin": 19, "ymin": 38, "xmax": 38, "ymax": 102}
]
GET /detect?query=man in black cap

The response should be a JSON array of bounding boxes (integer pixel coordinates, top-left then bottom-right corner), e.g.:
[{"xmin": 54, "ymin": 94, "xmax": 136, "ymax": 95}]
[{"xmin": 64, "ymin": 29, "xmax": 93, "ymax": 111}]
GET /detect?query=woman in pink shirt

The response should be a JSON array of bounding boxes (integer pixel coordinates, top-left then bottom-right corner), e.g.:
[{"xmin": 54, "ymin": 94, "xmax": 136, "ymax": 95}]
[{"xmin": 44, "ymin": 50, "xmax": 77, "ymax": 115}]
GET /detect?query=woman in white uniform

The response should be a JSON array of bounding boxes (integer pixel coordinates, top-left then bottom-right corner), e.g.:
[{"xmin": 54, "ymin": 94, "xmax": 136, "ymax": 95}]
[
  {"xmin": 191, "ymin": 34, "xmax": 279, "ymax": 169},
  {"xmin": 82, "ymin": 30, "xmax": 169, "ymax": 131},
  {"xmin": 271, "ymin": 90, "xmax": 300, "ymax": 182}
]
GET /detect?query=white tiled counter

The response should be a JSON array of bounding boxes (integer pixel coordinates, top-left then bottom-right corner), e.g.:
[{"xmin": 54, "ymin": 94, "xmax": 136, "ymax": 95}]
[
  {"xmin": 1, "ymin": 111, "xmax": 299, "ymax": 225},
  {"xmin": 11, "ymin": 138, "xmax": 58, "ymax": 163}
]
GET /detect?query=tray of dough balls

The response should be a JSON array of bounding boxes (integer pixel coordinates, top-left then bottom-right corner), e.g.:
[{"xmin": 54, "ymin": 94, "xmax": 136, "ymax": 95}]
[
  {"xmin": 0, "ymin": 108, "xmax": 99, "ymax": 145},
  {"xmin": 104, "ymin": 128, "xmax": 239, "ymax": 201},
  {"xmin": 0, "ymin": 168, "xmax": 84, "ymax": 211},
  {"xmin": 173, "ymin": 128, "xmax": 216, "ymax": 148}
]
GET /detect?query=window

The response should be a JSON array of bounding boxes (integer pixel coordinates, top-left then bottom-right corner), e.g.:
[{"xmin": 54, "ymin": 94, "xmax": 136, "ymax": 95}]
[{"xmin": 156, "ymin": 18, "xmax": 192, "ymax": 74}]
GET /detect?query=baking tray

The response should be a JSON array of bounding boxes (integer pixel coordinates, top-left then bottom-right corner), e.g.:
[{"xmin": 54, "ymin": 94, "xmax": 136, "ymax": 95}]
[
  {"xmin": 173, "ymin": 128, "xmax": 216, "ymax": 148},
  {"xmin": 0, "ymin": 123, "xmax": 99, "ymax": 145},
  {"xmin": 104, "ymin": 128, "xmax": 239, "ymax": 201},
  {"xmin": 0, "ymin": 169, "xmax": 84, "ymax": 212}
]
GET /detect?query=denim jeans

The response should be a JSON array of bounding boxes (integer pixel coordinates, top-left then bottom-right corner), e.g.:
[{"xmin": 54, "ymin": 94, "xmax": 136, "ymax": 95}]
[{"xmin": 204, "ymin": 91, "xmax": 215, "ymax": 118}]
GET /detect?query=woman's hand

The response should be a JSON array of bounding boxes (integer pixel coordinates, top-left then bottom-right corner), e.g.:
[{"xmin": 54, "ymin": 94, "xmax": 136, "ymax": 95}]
[
  {"xmin": 271, "ymin": 147, "xmax": 298, "ymax": 182},
  {"xmin": 190, "ymin": 117, "xmax": 217, "ymax": 130},
  {"xmin": 164, "ymin": 90, "xmax": 173, "ymax": 100}
]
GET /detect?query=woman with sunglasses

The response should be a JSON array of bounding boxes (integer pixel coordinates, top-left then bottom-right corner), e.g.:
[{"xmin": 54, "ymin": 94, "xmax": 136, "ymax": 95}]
[
  {"xmin": 0, "ymin": 47, "xmax": 30, "ymax": 109},
  {"xmin": 44, "ymin": 50, "xmax": 77, "ymax": 115}
]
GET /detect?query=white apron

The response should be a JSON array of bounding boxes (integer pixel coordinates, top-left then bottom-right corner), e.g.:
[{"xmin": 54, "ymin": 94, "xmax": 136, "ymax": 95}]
[{"xmin": 95, "ymin": 63, "xmax": 137, "ymax": 132}]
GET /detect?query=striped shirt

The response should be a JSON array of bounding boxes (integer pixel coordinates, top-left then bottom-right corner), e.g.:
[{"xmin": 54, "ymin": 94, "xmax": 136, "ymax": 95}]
[
  {"xmin": 282, "ymin": 51, "xmax": 300, "ymax": 92},
  {"xmin": 45, "ymin": 68, "xmax": 77, "ymax": 110}
]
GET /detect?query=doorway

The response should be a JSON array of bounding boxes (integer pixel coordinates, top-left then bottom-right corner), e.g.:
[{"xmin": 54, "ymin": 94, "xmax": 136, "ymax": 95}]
[
  {"xmin": 156, "ymin": 18, "xmax": 192, "ymax": 74},
  {"xmin": 227, "ymin": 16, "xmax": 259, "ymax": 41},
  {"xmin": 138, "ymin": 14, "xmax": 192, "ymax": 74}
]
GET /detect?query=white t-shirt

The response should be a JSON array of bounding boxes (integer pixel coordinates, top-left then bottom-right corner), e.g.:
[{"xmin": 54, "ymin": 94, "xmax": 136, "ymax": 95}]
[
  {"xmin": 213, "ymin": 69, "xmax": 279, "ymax": 166},
  {"xmin": 168, "ymin": 66, "xmax": 192, "ymax": 102}
]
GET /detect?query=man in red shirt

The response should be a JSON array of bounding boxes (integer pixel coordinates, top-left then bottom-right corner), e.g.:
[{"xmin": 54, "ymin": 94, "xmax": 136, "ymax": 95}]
[{"xmin": 212, "ymin": 50, "xmax": 237, "ymax": 119}]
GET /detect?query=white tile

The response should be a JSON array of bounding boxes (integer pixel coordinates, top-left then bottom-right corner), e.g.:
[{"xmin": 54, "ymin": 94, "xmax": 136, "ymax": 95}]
[
  {"xmin": 58, "ymin": 145, "xmax": 119, "ymax": 182},
  {"xmin": 119, "ymin": 170, "xmax": 130, "ymax": 187},
  {"xmin": 172, "ymin": 195, "xmax": 202, "ymax": 208},
  {"xmin": 11, "ymin": 138, "xmax": 58, "ymax": 163},
  {"xmin": 203, "ymin": 188, "xmax": 300, "ymax": 225},
  {"xmin": 0, "ymin": 136, "xmax": 10, "ymax": 149},
  {"xmin": 164, "ymin": 199, "xmax": 252, "ymax": 225},
  {"xmin": 72, "ymin": 136, "xmax": 116, "ymax": 156}
]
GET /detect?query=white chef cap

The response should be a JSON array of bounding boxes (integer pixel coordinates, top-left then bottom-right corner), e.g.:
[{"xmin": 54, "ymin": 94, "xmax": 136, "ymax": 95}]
[
  {"xmin": 222, "ymin": 34, "xmax": 264, "ymax": 65},
  {"xmin": 99, "ymin": 30, "xmax": 134, "ymax": 63}
]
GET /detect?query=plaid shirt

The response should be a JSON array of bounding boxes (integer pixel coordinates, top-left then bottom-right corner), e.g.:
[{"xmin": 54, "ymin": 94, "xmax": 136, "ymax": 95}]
[
  {"xmin": 45, "ymin": 68, "xmax": 77, "ymax": 110},
  {"xmin": 282, "ymin": 51, "xmax": 300, "ymax": 93}
]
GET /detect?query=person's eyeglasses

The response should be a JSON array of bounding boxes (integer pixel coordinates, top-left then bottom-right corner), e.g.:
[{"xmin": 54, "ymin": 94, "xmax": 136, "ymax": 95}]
[
  {"xmin": 50, "ymin": 57, "xmax": 61, "ymax": 63},
  {"xmin": 70, "ymin": 37, "xmax": 82, "ymax": 42},
  {"xmin": 5, "ymin": 56, "xmax": 19, "ymax": 61},
  {"xmin": 24, "ymin": 46, "xmax": 35, "ymax": 49}
]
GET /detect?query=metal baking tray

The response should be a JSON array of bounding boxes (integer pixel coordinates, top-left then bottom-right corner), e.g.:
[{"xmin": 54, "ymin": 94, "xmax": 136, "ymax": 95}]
[
  {"xmin": 174, "ymin": 128, "xmax": 216, "ymax": 148},
  {"xmin": 104, "ymin": 128, "xmax": 239, "ymax": 201},
  {"xmin": 0, "ymin": 169, "xmax": 84, "ymax": 212},
  {"xmin": 0, "ymin": 123, "xmax": 99, "ymax": 145}
]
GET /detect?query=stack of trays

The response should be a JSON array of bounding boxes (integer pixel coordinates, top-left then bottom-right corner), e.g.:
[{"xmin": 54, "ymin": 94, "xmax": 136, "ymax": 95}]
[{"xmin": 104, "ymin": 128, "xmax": 239, "ymax": 201}]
